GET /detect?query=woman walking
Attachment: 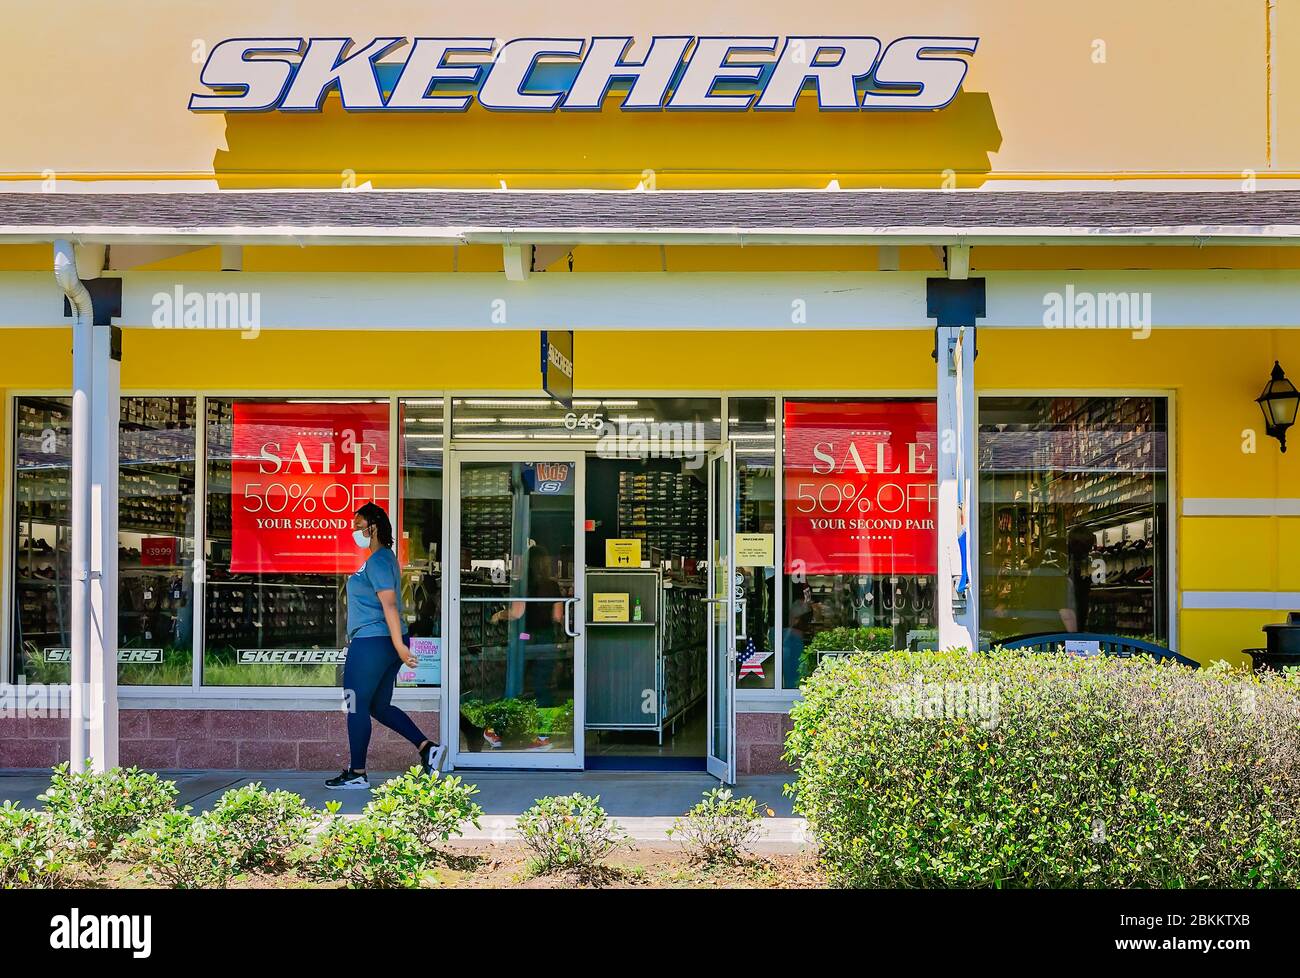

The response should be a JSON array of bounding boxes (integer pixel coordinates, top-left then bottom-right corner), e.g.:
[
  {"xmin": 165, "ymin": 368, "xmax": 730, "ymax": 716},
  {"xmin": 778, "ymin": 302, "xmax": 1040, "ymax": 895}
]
[{"xmin": 326, "ymin": 502, "xmax": 444, "ymax": 789}]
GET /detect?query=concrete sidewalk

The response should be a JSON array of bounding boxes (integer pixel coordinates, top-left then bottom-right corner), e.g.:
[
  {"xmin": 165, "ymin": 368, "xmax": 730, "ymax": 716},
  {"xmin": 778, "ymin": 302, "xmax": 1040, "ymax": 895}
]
[{"xmin": 0, "ymin": 768, "xmax": 810, "ymax": 850}]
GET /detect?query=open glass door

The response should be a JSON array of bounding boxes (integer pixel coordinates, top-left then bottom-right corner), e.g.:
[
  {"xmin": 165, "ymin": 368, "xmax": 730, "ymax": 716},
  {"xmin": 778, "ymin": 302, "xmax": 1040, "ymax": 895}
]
[
  {"xmin": 447, "ymin": 453, "xmax": 584, "ymax": 769},
  {"xmin": 706, "ymin": 445, "xmax": 737, "ymax": 783}
]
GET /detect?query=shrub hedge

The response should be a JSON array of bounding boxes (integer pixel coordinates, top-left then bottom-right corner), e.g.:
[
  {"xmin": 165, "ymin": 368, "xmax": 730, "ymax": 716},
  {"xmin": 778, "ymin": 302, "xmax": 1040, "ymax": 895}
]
[{"xmin": 785, "ymin": 648, "xmax": 1300, "ymax": 888}]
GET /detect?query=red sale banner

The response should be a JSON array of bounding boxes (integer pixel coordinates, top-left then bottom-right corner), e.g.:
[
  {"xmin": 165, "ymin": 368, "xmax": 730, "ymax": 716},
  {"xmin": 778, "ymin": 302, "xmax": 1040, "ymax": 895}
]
[
  {"xmin": 784, "ymin": 400, "xmax": 937, "ymax": 575},
  {"xmin": 230, "ymin": 401, "xmax": 390, "ymax": 574}
]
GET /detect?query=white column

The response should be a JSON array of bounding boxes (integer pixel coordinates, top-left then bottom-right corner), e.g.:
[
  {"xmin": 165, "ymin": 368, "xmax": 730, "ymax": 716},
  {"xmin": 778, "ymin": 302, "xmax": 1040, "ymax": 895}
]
[
  {"xmin": 88, "ymin": 323, "xmax": 120, "ymax": 770},
  {"xmin": 936, "ymin": 324, "xmax": 979, "ymax": 652},
  {"xmin": 69, "ymin": 319, "xmax": 92, "ymax": 771}
]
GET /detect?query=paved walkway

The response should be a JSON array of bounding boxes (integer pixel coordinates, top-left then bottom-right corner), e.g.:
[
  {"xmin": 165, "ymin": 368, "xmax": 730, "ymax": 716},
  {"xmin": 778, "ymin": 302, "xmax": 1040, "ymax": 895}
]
[{"xmin": 0, "ymin": 769, "xmax": 810, "ymax": 851}]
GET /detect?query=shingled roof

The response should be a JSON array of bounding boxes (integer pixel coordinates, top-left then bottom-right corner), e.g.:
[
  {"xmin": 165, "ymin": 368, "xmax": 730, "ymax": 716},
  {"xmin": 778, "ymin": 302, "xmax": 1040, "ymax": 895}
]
[{"xmin": 1, "ymin": 189, "xmax": 1298, "ymax": 244}]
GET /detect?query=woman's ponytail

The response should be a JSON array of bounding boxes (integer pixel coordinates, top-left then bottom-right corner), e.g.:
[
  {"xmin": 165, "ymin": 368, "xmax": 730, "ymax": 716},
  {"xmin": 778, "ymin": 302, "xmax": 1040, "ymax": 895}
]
[{"xmin": 354, "ymin": 502, "xmax": 394, "ymax": 549}]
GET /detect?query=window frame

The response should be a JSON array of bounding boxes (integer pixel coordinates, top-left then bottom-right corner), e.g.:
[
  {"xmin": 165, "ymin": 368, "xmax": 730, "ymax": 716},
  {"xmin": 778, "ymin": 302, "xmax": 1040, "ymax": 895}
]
[
  {"xmin": 6, "ymin": 384, "xmax": 1171, "ymax": 706},
  {"xmin": 974, "ymin": 388, "xmax": 1179, "ymax": 653}
]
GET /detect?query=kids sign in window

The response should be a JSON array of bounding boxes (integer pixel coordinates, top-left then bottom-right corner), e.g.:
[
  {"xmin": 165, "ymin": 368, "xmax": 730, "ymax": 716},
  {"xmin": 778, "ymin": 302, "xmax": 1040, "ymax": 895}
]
[
  {"xmin": 229, "ymin": 401, "xmax": 390, "ymax": 574},
  {"xmin": 783, "ymin": 399, "xmax": 938, "ymax": 576}
]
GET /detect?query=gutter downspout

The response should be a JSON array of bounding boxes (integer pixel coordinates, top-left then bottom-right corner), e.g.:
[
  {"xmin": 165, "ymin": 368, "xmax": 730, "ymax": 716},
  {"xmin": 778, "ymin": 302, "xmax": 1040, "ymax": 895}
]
[{"xmin": 54, "ymin": 239, "xmax": 91, "ymax": 773}]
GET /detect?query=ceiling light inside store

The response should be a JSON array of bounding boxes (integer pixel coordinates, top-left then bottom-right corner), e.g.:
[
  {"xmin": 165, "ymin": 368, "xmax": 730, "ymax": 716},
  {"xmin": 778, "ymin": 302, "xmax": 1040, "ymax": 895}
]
[
  {"xmin": 462, "ymin": 399, "xmax": 554, "ymax": 408},
  {"xmin": 284, "ymin": 398, "xmax": 386, "ymax": 404}
]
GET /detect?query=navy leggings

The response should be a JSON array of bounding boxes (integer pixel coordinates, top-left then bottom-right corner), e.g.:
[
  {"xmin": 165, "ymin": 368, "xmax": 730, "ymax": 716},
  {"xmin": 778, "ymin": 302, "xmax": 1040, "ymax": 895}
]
[{"xmin": 343, "ymin": 635, "xmax": 429, "ymax": 771}]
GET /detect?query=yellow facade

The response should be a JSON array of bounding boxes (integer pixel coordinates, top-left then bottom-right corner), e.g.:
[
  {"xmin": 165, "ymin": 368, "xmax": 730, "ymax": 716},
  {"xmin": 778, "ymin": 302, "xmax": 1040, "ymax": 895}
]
[
  {"xmin": 3, "ymin": 1, "xmax": 1300, "ymax": 188},
  {"xmin": 1, "ymin": 315, "xmax": 1297, "ymax": 668},
  {"xmin": 2, "ymin": 3, "xmax": 1300, "ymax": 674}
]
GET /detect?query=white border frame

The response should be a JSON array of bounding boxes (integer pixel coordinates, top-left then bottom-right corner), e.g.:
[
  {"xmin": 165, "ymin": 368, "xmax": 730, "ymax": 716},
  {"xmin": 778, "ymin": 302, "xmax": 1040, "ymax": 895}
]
[
  {"xmin": 704, "ymin": 442, "xmax": 737, "ymax": 783},
  {"xmin": 444, "ymin": 448, "xmax": 586, "ymax": 771}
]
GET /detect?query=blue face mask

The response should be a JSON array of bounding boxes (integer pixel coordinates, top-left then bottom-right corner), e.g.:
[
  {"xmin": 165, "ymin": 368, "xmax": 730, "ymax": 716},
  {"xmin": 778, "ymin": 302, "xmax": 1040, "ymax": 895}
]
[{"xmin": 352, "ymin": 526, "xmax": 371, "ymax": 549}]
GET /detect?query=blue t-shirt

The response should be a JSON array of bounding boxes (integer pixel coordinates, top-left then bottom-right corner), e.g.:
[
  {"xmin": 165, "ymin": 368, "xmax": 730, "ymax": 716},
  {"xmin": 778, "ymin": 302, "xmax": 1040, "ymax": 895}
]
[{"xmin": 346, "ymin": 548, "xmax": 403, "ymax": 641}]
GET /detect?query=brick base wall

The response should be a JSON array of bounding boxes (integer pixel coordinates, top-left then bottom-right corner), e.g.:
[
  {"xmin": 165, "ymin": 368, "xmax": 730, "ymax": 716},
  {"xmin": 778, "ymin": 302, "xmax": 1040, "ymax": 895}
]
[
  {"xmin": 0, "ymin": 710, "xmax": 440, "ymax": 771},
  {"xmin": 736, "ymin": 712, "xmax": 795, "ymax": 775},
  {"xmin": 2, "ymin": 708, "xmax": 790, "ymax": 774}
]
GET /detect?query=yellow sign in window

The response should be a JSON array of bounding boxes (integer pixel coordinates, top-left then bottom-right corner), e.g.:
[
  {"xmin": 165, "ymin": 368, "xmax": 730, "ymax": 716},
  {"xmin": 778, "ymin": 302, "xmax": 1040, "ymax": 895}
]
[
  {"xmin": 605, "ymin": 538, "xmax": 642, "ymax": 568},
  {"xmin": 591, "ymin": 593, "xmax": 630, "ymax": 623},
  {"xmin": 735, "ymin": 533, "xmax": 775, "ymax": 567}
]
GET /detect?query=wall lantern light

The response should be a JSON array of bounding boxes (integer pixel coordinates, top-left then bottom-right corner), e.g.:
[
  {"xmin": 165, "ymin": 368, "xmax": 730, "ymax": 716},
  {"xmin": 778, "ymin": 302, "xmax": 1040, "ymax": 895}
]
[{"xmin": 1256, "ymin": 361, "xmax": 1300, "ymax": 453}]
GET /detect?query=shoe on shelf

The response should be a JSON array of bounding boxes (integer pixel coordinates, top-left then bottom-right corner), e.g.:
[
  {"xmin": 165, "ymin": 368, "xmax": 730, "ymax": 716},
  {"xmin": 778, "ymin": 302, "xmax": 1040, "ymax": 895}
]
[
  {"xmin": 324, "ymin": 769, "xmax": 369, "ymax": 790},
  {"xmin": 483, "ymin": 728, "xmax": 503, "ymax": 750},
  {"xmin": 527, "ymin": 736, "xmax": 553, "ymax": 752}
]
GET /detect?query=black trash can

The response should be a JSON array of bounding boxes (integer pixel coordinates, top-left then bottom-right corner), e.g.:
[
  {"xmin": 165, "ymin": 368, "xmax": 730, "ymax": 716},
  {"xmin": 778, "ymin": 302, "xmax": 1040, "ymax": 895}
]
[{"xmin": 1253, "ymin": 612, "xmax": 1300, "ymax": 672}]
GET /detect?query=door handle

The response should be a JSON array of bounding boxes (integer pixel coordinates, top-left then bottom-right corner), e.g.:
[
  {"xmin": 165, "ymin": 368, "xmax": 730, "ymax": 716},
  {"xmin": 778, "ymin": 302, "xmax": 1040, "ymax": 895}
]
[
  {"xmin": 736, "ymin": 600, "xmax": 748, "ymax": 642},
  {"xmin": 563, "ymin": 598, "xmax": 581, "ymax": 638}
]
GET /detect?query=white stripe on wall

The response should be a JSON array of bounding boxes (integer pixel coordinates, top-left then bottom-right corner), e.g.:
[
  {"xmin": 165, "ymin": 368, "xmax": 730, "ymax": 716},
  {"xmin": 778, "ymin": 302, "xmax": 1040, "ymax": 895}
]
[
  {"xmin": 1183, "ymin": 591, "xmax": 1300, "ymax": 610},
  {"xmin": 1182, "ymin": 498, "xmax": 1300, "ymax": 517}
]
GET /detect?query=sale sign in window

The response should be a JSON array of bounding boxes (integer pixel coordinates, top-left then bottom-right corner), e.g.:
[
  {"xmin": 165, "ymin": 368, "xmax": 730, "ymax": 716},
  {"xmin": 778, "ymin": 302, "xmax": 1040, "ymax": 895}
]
[
  {"xmin": 230, "ymin": 401, "xmax": 390, "ymax": 574},
  {"xmin": 784, "ymin": 400, "xmax": 937, "ymax": 575}
]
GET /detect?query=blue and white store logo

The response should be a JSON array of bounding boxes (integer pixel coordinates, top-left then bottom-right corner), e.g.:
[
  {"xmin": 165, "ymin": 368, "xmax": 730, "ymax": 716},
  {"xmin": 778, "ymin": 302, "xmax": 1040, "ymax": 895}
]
[
  {"xmin": 522, "ymin": 462, "xmax": 574, "ymax": 495},
  {"xmin": 190, "ymin": 35, "xmax": 978, "ymax": 113}
]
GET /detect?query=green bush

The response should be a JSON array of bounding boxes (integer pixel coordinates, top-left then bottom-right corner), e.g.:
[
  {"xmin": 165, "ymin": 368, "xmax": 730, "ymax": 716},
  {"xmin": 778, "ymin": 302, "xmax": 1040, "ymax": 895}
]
[
  {"xmin": 121, "ymin": 810, "xmax": 241, "ymax": 889},
  {"xmin": 785, "ymin": 648, "xmax": 1300, "ymax": 888},
  {"xmin": 370, "ymin": 767, "xmax": 483, "ymax": 849},
  {"xmin": 39, "ymin": 763, "xmax": 178, "ymax": 864},
  {"xmin": 537, "ymin": 699, "xmax": 576, "ymax": 736},
  {"xmin": 310, "ymin": 798, "xmax": 428, "ymax": 889},
  {"xmin": 517, "ymin": 793, "xmax": 628, "ymax": 875},
  {"xmin": 205, "ymin": 784, "xmax": 318, "ymax": 873},
  {"xmin": 460, "ymin": 697, "xmax": 539, "ymax": 740},
  {"xmin": 667, "ymin": 789, "xmax": 766, "ymax": 865},
  {"xmin": 800, "ymin": 626, "xmax": 893, "ymax": 681},
  {"xmin": 0, "ymin": 802, "xmax": 71, "ymax": 889}
]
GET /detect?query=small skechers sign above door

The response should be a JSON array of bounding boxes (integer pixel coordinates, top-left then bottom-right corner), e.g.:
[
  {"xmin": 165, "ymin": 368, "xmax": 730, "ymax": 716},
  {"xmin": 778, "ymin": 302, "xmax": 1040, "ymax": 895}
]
[
  {"xmin": 541, "ymin": 330, "xmax": 574, "ymax": 408},
  {"xmin": 189, "ymin": 36, "xmax": 978, "ymax": 113}
]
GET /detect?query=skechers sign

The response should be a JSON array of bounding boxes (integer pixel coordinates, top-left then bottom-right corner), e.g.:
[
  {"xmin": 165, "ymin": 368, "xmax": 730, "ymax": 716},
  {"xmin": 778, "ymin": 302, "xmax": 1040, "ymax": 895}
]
[{"xmin": 189, "ymin": 36, "xmax": 978, "ymax": 113}]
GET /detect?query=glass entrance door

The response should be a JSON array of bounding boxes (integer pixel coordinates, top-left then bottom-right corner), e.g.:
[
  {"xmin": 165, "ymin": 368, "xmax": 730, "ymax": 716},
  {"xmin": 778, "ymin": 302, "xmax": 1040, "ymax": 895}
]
[
  {"xmin": 706, "ymin": 446, "xmax": 737, "ymax": 783},
  {"xmin": 447, "ymin": 453, "xmax": 585, "ymax": 769}
]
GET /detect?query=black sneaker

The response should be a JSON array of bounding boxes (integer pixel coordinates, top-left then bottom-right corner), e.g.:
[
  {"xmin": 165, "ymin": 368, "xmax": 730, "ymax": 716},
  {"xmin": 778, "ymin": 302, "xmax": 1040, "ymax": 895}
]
[
  {"xmin": 421, "ymin": 743, "xmax": 446, "ymax": 776},
  {"xmin": 325, "ymin": 769, "xmax": 369, "ymax": 790}
]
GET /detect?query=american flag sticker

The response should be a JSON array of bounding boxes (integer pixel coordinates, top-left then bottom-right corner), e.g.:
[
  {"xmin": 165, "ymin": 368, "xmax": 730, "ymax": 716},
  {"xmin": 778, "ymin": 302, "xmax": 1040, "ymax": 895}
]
[{"xmin": 738, "ymin": 635, "xmax": 766, "ymax": 679}]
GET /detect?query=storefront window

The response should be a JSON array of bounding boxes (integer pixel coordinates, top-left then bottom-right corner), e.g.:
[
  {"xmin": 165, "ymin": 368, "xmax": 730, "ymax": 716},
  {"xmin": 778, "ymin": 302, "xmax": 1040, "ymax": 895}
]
[
  {"xmin": 730, "ymin": 397, "xmax": 777, "ymax": 690},
  {"xmin": 397, "ymin": 399, "xmax": 443, "ymax": 686},
  {"xmin": 203, "ymin": 398, "xmax": 390, "ymax": 686},
  {"xmin": 10, "ymin": 396, "xmax": 197, "ymax": 686},
  {"xmin": 978, "ymin": 396, "xmax": 1170, "ymax": 644},
  {"xmin": 782, "ymin": 399, "xmax": 938, "ymax": 688}
]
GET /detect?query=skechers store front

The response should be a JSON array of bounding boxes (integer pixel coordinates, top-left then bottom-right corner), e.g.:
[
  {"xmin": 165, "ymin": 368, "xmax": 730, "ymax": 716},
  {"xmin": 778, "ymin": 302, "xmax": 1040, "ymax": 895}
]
[{"xmin": 1, "ymin": 2, "xmax": 1299, "ymax": 779}]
